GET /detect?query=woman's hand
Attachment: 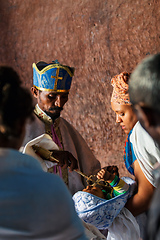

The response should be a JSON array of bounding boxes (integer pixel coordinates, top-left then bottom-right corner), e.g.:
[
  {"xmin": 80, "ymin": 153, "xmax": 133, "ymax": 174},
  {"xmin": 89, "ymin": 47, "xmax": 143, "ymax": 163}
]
[{"xmin": 97, "ymin": 166, "xmax": 118, "ymax": 182}]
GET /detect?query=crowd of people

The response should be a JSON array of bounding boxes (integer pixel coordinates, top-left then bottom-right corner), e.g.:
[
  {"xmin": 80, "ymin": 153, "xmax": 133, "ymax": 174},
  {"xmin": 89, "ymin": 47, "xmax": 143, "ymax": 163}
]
[{"xmin": 0, "ymin": 53, "xmax": 160, "ymax": 239}]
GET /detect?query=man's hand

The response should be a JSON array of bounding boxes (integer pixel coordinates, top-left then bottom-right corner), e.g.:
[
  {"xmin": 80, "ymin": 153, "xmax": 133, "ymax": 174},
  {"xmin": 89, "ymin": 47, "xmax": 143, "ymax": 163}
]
[{"xmin": 51, "ymin": 150, "xmax": 78, "ymax": 171}]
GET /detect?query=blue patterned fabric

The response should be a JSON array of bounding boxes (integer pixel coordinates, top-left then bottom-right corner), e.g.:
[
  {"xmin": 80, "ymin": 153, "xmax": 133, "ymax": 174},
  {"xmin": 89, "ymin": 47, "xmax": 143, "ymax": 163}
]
[
  {"xmin": 0, "ymin": 149, "xmax": 87, "ymax": 240},
  {"xmin": 124, "ymin": 130, "xmax": 137, "ymax": 175},
  {"xmin": 72, "ymin": 178, "xmax": 135, "ymax": 230},
  {"xmin": 32, "ymin": 61, "xmax": 74, "ymax": 92}
]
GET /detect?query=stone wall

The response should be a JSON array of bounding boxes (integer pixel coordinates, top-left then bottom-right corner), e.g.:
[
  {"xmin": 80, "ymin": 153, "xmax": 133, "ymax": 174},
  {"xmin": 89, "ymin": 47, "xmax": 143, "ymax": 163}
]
[{"xmin": 0, "ymin": 0, "xmax": 160, "ymax": 176}]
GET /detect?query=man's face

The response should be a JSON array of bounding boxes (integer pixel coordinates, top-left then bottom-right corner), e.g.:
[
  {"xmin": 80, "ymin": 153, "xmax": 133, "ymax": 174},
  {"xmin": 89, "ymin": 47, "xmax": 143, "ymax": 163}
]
[
  {"xmin": 34, "ymin": 89, "xmax": 69, "ymax": 120},
  {"xmin": 111, "ymin": 102, "xmax": 137, "ymax": 134},
  {"xmin": 133, "ymin": 104, "xmax": 160, "ymax": 148}
]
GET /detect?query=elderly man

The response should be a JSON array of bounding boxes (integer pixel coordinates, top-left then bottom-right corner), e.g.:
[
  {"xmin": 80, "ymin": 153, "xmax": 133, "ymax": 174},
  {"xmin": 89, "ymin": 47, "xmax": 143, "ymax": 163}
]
[
  {"xmin": 23, "ymin": 60, "xmax": 100, "ymax": 195},
  {"xmin": 129, "ymin": 53, "xmax": 160, "ymax": 148},
  {"xmin": 129, "ymin": 53, "xmax": 160, "ymax": 240}
]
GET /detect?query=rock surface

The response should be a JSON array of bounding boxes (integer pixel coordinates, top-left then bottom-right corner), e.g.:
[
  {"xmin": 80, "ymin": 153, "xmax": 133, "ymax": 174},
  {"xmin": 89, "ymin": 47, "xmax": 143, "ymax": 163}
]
[{"xmin": 0, "ymin": 0, "xmax": 160, "ymax": 177}]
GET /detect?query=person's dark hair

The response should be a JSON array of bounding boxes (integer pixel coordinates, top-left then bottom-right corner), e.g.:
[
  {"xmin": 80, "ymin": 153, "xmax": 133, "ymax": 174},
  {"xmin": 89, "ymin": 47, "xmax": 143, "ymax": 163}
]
[
  {"xmin": 129, "ymin": 53, "xmax": 160, "ymax": 112},
  {"xmin": 0, "ymin": 66, "xmax": 34, "ymax": 139}
]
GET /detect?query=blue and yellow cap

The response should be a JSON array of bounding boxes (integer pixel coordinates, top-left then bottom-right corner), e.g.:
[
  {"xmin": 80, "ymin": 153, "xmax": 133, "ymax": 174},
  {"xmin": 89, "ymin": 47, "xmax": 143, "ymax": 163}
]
[{"xmin": 32, "ymin": 60, "xmax": 75, "ymax": 92}]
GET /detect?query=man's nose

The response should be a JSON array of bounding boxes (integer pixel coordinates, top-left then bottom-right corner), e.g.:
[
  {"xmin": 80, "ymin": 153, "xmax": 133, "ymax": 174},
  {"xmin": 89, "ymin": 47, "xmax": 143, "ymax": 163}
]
[
  {"xmin": 116, "ymin": 114, "xmax": 121, "ymax": 123},
  {"xmin": 55, "ymin": 95, "xmax": 61, "ymax": 107}
]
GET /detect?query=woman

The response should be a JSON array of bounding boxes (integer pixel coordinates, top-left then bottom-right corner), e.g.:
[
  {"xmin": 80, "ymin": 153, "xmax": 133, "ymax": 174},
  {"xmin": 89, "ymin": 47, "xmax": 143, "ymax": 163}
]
[
  {"xmin": 0, "ymin": 66, "xmax": 87, "ymax": 240},
  {"xmin": 106, "ymin": 71, "xmax": 160, "ymax": 239}
]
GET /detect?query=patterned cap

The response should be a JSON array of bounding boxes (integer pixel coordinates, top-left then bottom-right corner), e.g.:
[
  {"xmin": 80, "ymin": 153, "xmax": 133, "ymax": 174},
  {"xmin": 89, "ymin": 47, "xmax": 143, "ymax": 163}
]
[
  {"xmin": 32, "ymin": 60, "xmax": 75, "ymax": 92},
  {"xmin": 111, "ymin": 72, "xmax": 131, "ymax": 104}
]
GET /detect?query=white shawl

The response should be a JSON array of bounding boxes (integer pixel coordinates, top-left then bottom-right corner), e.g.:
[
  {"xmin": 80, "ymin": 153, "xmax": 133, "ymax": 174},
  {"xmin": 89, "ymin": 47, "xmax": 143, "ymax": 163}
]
[
  {"xmin": 130, "ymin": 121, "xmax": 160, "ymax": 187},
  {"xmin": 23, "ymin": 113, "xmax": 100, "ymax": 195}
]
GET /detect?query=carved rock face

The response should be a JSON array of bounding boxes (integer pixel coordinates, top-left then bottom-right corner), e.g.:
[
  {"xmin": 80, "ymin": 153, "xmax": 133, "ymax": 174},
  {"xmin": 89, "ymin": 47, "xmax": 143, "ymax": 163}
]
[{"xmin": 0, "ymin": 0, "xmax": 159, "ymax": 177}]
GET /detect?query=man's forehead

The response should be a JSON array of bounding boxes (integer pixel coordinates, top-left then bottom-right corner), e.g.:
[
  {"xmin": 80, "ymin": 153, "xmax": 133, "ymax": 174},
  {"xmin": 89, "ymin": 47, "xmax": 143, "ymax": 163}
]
[{"xmin": 43, "ymin": 90, "xmax": 69, "ymax": 95}]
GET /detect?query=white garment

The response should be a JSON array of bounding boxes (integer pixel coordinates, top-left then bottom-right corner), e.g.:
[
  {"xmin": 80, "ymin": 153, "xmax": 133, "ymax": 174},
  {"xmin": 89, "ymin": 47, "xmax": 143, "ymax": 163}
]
[
  {"xmin": 82, "ymin": 221, "xmax": 106, "ymax": 240},
  {"xmin": 107, "ymin": 208, "xmax": 140, "ymax": 240},
  {"xmin": 73, "ymin": 176, "xmax": 143, "ymax": 239},
  {"xmin": 72, "ymin": 177, "xmax": 134, "ymax": 230},
  {"xmin": 0, "ymin": 148, "xmax": 87, "ymax": 240},
  {"xmin": 23, "ymin": 111, "xmax": 100, "ymax": 195},
  {"xmin": 130, "ymin": 121, "xmax": 160, "ymax": 187},
  {"xmin": 73, "ymin": 177, "xmax": 141, "ymax": 239},
  {"xmin": 106, "ymin": 177, "xmax": 146, "ymax": 239},
  {"xmin": 23, "ymin": 133, "xmax": 59, "ymax": 171}
]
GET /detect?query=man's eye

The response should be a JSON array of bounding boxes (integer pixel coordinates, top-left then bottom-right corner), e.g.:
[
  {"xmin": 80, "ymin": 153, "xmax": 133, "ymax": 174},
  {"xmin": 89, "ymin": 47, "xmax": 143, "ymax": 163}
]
[
  {"xmin": 62, "ymin": 95, "xmax": 68, "ymax": 99},
  {"xmin": 48, "ymin": 95, "xmax": 56, "ymax": 99},
  {"xmin": 119, "ymin": 113, "xmax": 124, "ymax": 116}
]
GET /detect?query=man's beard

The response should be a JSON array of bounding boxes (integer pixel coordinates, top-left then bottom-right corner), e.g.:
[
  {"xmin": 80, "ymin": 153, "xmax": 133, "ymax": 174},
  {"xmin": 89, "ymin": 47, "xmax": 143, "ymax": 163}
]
[{"xmin": 45, "ymin": 106, "xmax": 63, "ymax": 122}]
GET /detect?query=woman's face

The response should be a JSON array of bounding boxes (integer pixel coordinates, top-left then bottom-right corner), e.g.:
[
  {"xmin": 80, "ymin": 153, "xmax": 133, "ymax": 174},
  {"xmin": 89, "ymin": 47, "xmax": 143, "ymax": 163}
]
[
  {"xmin": 111, "ymin": 102, "xmax": 138, "ymax": 134},
  {"xmin": 82, "ymin": 185, "xmax": 105, "ymax": 199}
]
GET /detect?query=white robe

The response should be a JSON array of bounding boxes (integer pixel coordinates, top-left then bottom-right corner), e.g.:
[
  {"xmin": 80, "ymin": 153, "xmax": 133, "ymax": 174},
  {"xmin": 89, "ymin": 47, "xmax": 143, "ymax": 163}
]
[
  {"xmin": 73, "ymin": 177, "xmax": 142, "ymax": 240},
  {"xmin": 130, "ymin": 121, "xmax": 160, "ymax": 187},
  {"xmin": 23, "ymin": 114, "xmax": 100, "ymax": 195},
  {"xmin": 0, "ymin": 148, "xmax": 87, "ymax": 240}
]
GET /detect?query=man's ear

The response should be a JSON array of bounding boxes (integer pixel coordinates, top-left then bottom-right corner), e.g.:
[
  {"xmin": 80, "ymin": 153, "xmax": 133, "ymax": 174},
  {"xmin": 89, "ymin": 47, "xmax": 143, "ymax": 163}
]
[
  {"xmin": 133, "ymin": 104, "xmax": 151, "ymax": 129},
  {"xmin": 31, "ymin": 87, "xmax": 38, "ymax": 98},
  {"xmin": 134, "ymin": 104, "xmax": 160, "ymax": 129}
]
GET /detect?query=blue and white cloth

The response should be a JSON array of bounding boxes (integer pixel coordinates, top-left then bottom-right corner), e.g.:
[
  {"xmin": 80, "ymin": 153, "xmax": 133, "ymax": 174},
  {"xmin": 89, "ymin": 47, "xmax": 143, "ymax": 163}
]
[{"xmin": 73, "ymin": 177, "xmax": 136, "ymax": 230}]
